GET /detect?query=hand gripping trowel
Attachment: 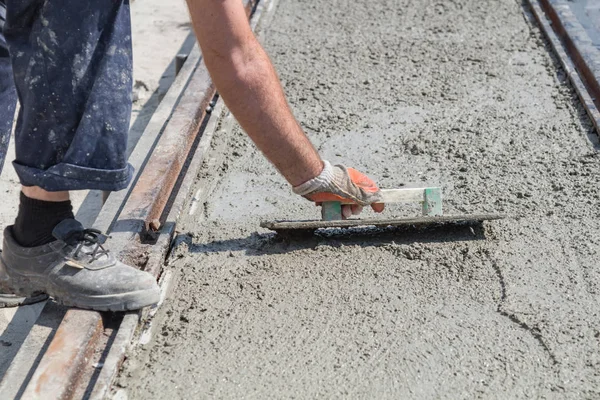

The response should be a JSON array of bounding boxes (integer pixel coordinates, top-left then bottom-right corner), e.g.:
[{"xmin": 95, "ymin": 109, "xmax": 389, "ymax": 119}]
[{"xmin": 260, "ymin": 186, "xmax": 503, "ymax": 234}]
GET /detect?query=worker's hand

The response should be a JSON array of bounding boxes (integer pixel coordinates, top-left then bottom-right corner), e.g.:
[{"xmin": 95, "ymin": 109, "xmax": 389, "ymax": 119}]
[{"xmin": 293, "ymin": 160, "xmax": 385, "ymax": 218}]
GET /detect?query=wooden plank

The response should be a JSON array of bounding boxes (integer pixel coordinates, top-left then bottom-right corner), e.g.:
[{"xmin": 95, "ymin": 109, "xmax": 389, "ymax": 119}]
[
  {"xmin": 334, "ymin": 188, "xmax": 436, "ymax": 205},
  {"xmin": 320, "ymin": 187, "xmax": 442, "ymax": 221},
  {"xmin": 334, "ymin": 188, "xmax": 427, "ymax": 205}
]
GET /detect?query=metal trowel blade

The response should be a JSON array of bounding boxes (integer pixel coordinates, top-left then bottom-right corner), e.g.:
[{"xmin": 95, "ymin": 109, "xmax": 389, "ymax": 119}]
[{"xmin": 260, "ymin": 214, "xmax": 504, "ymax": 233}]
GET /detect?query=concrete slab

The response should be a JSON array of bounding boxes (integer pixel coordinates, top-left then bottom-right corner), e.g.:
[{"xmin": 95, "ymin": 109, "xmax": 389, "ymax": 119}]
[{"xmin": 118, "ymin": 0, "xmax": 600, "ymax": 398}]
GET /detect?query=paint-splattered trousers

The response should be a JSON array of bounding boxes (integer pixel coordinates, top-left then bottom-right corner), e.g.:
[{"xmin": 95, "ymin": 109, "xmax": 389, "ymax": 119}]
[{"xmin": 0, "ymin": 0, "xmax": 134, "ymax": 191}]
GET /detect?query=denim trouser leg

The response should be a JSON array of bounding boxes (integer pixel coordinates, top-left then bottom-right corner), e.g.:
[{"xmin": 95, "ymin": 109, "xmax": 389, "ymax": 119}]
[
  {"xmin": 0, "ymin": 0, "xmax": 17, "ymax": 176},
  {"xmin": 3, "ymin": 0, "xmax": 134, "ymax": 191}
]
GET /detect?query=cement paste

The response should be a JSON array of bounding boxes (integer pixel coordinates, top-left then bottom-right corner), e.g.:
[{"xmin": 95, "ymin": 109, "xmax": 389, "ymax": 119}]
[{"xmin": 119, "ymin": 0, "xmax": 600, "ymax": 398}]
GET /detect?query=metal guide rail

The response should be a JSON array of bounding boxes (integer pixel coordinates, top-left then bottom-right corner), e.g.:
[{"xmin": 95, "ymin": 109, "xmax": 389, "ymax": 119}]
[
  {"xmin": 0, "ymin": 1, "xmax": 265, "ymax": 398},
  {"xmin": 527, "ymin": 0, "xmax": 600, "ymax": 137}
]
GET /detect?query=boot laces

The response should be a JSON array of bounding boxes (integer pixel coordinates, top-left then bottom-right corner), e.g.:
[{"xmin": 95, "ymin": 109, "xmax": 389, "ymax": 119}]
[{"xmin": 72, "ymin": 229, "xmax": 110, "ymax": 261}]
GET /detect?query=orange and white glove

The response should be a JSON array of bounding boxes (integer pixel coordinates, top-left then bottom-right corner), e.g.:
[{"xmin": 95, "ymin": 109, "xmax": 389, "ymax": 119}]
[{"xmin": 293, "ymin": 160, "xmax": 385, "ymax": 218}]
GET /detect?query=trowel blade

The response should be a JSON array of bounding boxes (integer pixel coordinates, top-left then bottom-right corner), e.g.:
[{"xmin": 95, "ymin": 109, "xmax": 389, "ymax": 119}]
[{"xmin": 260, "ymin": 214, "xmax": 504, "ymax": 233}]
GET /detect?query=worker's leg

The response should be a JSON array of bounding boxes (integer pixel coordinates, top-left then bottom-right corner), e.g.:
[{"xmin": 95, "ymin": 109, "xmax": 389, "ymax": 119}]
[
  {"xmin": 0, "ymin": 0, "xmax": 17, "ymax": 177},
  {"xmin": 6, "ymin": 0, "xmax": 134, "ymax": 192},
  {"xmin": 0, "ymin": 0, "xmax": 46, "ymax": 308},
  {"xmin": 0, "ymin": 0, "xmax": 159, "ymax": 311}
]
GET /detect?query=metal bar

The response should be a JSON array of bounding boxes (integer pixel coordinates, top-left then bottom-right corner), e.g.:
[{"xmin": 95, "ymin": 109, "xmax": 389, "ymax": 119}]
[
  {"xmin": 20, "ymin": 310, "xmax": 103, "ymax": 400},
  {"xmin": 86, "ymin": 313, "xmax": 138, "ymax": 400},
  {"xmin": 261, "ymin": 214, "xmax": 505, "ymax": 232},
  {"xmin": 87, "ymin": 99, "xmax": 228, "ymax": 400},
  {"xmin": 529, "ymin": 0, "xmax": 600, "ymax": 135},
  {"xmin": 175, "ymin": 53, "xmax": 189, "ymax": 76},
  {"xmin": 541, "ymin": 0, "xmax": 600, "ymax": 107},
  {"xmin": 96, "ymin": 44, "xmax": 203, "ymax": 236},
  {"xmin": 121, "ymin": 62, "xmax": 215, "ymax": 235},
  {"xmin": 126, "ymin": 0, "xmax": 257, "ymax": 236}
]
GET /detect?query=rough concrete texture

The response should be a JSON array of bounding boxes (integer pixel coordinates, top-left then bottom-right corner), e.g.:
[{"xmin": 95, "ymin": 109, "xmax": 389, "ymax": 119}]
[{"xmin": 120, "ymin": 0, "xmax": 600, "ymax": 398}]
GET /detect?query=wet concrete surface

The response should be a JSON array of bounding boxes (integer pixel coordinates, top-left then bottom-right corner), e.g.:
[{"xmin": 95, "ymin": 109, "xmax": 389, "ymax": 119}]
[{"xmin": 119, "ymin": 0, "xmax": 600, "ymax": 398}]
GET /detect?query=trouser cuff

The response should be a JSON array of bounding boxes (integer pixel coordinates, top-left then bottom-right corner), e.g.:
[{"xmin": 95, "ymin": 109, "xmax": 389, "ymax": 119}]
[{"xmin": 13, "ymin": 161, "xmax": 133, "ymax": 192}]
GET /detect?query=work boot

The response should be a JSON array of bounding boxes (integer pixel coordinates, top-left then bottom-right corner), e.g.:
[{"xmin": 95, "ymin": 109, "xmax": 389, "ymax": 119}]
[{"xmin": 0, "ymin": 219, "xmax": 160, "ymax": 311}]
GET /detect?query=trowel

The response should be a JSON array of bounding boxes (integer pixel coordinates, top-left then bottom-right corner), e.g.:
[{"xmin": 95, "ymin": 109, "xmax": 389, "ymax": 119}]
[{"xmin": 260, "ymin": 186, "xmax": 503, "ymax": 234}]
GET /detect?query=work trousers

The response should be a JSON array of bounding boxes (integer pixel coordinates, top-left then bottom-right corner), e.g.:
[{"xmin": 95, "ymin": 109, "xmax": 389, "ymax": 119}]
[{"xmin": 0, "ymin": 0, "xmax": 133, "ymax": 191}]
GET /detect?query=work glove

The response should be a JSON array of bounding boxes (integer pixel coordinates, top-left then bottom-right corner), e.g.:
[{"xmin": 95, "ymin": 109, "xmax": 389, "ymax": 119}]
[{"xmin": 293, "ymin": 160, "xmax": 385, "ymax": 218}]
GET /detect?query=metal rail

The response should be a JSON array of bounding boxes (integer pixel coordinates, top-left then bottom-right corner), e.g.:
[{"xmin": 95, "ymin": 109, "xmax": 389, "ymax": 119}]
[{"xmin": 527, "ymin": 0, "xmax": 600, "ymax": 136}]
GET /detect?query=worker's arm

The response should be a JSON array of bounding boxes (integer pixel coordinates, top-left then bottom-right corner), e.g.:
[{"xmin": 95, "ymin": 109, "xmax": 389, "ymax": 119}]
[{"xmin": 186, "ymin": 0, "xmax": 383, "ymax": 214}]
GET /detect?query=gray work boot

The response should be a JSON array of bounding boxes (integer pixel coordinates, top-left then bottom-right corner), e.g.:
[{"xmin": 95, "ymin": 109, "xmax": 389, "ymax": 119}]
[{"xmin": 0, "ymin": 219, "xmax": 160, "ymax": 311}]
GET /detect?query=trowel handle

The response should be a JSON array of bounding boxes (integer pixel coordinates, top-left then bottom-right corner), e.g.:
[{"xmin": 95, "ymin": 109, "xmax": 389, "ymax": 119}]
[
  {"xmin": 317, "ymin": 188, "xmax": 436, "ymax": 205},
  {"xmin": 320, "ymin": 187, "xmax": 443, "ymax": 221}
]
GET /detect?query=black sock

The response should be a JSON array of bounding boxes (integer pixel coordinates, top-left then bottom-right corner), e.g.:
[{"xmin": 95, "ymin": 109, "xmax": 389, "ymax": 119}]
[{"xmin": 12, "ymin": 192, "xmax": 75, "ymax": 247}]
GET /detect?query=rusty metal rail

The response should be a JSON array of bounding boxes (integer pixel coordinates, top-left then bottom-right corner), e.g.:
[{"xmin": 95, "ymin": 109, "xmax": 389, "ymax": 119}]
[
  {"xmin": 123, "ymin": 54, "xmax": 215, "ymax": 235},
  {"xmin": 0, "ymin": 1, "xmax": 264, "ymax": 398},
  {"xmin": 527, "ymin": 0, "xmax": 600, "ymax": 136}
]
